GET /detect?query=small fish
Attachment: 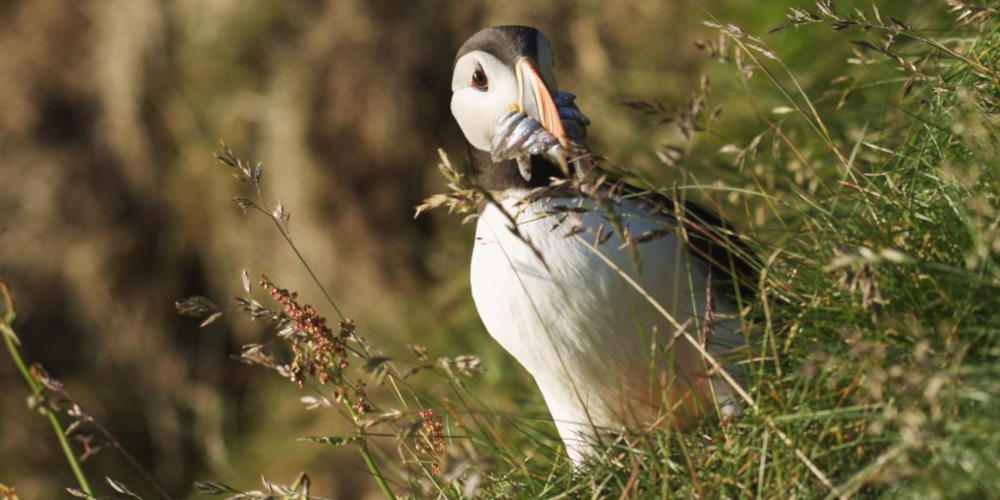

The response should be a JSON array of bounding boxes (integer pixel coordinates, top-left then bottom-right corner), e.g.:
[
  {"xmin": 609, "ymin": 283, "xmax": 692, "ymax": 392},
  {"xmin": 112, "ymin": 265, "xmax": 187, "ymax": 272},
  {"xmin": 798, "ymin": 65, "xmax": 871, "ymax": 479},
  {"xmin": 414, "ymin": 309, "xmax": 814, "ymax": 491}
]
[
  {"xmin": 494, "ymin": 111, "xmax": 527, "ymax": 143},
  {"xmin": 491, "ymin": 112, "xmax": 530, "ymax": 161},
  {"xmin": 499, "ymin": 116, "xmax": 539, "ymax": 158},
  {"xmin": 490, "ymin": 109, "xmax": 576, "ymax": 181}
]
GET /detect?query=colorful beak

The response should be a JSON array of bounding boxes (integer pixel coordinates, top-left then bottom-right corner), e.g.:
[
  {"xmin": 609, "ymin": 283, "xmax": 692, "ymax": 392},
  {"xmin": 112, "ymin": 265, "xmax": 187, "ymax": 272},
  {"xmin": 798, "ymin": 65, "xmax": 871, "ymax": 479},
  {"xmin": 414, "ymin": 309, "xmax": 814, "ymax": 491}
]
[{"xmin": 515, "ymin": 57, "xmax": 569, "ymax": 148}]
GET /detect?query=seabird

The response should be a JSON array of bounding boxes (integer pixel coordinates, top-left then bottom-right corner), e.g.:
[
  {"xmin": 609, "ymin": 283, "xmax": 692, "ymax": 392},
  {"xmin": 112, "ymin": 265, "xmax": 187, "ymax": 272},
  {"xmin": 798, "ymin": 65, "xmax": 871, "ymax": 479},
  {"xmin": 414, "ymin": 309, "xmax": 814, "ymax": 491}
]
[{"xmin": 450, "ymin": 25, "xmax": 754, "ymax": 463}]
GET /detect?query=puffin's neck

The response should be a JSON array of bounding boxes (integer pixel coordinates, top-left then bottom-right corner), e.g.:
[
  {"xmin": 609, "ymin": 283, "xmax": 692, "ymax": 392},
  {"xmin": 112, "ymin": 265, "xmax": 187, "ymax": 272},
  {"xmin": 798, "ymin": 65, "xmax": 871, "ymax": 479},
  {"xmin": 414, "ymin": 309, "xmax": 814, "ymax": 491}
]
[{"xmin": 466, "ymin": 143, "xmax": 567, "ymax": 192}]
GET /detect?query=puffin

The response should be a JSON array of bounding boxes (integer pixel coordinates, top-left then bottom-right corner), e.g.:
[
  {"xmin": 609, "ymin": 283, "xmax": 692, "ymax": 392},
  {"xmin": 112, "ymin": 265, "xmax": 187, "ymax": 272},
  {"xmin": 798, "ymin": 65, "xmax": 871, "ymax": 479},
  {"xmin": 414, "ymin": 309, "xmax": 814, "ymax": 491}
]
[{"xmin": 450, "ymin": 25, "xmax": 754, "ymax": 463}]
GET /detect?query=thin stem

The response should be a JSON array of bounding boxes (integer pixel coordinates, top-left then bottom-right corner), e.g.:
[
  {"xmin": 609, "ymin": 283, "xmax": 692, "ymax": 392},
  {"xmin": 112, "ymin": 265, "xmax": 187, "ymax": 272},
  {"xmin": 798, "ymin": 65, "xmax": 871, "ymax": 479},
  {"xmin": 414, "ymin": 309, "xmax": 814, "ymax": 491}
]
[
  {"xmin": 358, "ymin": 437, "xmax": 396, "ymax": 500},
  {"xmin": 248, "ymin": 201, "xmax": 346, "ymax": 322},
  {"xmin": 85, "ymin": 417, "xmax": 172, "ymax": 499},
  {"xmin": 341, "ymin": 400, "xmax": 395, "ymax": 500},
  {"xmin": 1, "ymin": 283, "xmax": 94, "ymax": 497},
  {"xmin": 253, "ymin": 203, "xmax": 413, "ymax": 409},
  {"xmin": 272, "ymin": 219, "xmax": 346, "ymax": 322}
]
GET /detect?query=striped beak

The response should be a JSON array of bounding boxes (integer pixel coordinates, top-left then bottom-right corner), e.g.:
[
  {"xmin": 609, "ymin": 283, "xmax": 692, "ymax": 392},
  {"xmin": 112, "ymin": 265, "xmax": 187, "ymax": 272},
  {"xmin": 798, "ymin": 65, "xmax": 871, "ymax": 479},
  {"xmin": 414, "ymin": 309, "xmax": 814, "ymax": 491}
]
[{"xmin": 515, "ymin": 57, "xmax": 569, "ymax": 148}]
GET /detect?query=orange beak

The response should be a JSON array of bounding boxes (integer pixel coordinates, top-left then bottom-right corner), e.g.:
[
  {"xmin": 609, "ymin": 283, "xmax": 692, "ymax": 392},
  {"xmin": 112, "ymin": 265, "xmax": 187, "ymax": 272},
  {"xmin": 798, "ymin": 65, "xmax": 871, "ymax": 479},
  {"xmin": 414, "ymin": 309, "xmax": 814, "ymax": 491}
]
[{"xmin": 515, "ymin": 57, "xmax": 569, "ymax": 148}]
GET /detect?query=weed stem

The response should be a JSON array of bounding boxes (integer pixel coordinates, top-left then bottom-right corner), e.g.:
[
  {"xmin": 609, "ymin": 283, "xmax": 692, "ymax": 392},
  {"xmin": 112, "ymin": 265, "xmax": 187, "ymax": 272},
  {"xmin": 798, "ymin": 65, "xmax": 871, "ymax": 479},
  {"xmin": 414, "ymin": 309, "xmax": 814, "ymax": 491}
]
[{"xmin": 1, "ymin": 282, "xmax": 94, "ymax": 497}]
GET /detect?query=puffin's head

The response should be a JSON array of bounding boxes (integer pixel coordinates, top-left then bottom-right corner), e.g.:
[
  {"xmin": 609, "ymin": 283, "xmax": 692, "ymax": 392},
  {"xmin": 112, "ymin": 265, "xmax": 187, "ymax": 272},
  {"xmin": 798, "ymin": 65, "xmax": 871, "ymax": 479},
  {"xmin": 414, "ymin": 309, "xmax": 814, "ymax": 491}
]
[{"xmin": 450, "ymin": 26, "xmax": 567, "ymax": 153}]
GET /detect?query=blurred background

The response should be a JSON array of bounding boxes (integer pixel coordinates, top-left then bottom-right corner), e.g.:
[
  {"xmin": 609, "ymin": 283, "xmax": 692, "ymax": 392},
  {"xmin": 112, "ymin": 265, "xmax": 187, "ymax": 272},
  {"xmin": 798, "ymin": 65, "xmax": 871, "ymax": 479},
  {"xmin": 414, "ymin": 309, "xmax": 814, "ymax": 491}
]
[{"xmin": 0, "ymin": 0, "xmax": 919, "ymax": 497}]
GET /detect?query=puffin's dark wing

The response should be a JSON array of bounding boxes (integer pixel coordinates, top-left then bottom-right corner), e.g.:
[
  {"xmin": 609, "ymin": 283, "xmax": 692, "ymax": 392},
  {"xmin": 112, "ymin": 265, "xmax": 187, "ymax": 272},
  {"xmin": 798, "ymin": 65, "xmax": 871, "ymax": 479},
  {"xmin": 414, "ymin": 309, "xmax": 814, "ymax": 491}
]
[
  {"xmin": 561, "ymin": 164, "xmax": 758, "ymax": 302},
  {"xmin": 634, "ymin": 185, "xmax": 759, "ymax": 303}
]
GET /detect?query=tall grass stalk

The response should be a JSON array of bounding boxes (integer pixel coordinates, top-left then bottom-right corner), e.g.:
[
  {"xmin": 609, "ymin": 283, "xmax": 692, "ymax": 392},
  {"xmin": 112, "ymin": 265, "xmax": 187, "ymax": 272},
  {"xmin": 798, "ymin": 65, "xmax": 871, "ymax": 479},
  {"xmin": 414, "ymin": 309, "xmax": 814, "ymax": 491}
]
[{"xmin": 1, "ymin": 282, "xmax": 94, "ymax": 497}]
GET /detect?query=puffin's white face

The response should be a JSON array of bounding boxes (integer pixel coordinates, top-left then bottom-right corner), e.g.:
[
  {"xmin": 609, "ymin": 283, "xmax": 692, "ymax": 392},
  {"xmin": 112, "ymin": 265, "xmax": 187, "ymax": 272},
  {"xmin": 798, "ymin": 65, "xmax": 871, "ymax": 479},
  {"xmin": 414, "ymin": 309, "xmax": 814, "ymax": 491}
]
[
  {"xmin": 451, "ymin": 51, "xmax": 519, "ymax": 151},
  {"xmin": 450, "ymin": 32, "xmax": 562, "ymax": 152}
]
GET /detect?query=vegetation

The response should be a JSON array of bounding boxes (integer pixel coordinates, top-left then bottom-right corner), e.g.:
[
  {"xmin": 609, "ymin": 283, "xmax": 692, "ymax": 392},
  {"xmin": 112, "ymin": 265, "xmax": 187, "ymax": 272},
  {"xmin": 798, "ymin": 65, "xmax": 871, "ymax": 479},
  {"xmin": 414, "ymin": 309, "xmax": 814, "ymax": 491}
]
[{"xmin": 2, "ymin": 1, "xmax": 998, "ymax": 498}]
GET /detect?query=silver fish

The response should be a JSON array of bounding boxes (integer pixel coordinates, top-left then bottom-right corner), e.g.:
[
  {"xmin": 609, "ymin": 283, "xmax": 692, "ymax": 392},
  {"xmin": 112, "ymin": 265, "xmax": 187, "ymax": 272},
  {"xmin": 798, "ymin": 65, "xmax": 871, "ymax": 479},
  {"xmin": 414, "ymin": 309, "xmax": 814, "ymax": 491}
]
[{"xmin": 491, "ymin": 105, "xmax": 589, "ymax": 181}]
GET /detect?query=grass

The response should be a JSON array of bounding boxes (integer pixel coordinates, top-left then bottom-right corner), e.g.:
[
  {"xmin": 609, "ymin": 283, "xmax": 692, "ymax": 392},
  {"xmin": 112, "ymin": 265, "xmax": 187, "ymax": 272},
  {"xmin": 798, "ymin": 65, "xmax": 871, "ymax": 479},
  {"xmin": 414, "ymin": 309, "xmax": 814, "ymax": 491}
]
[{"xmin": 3, "ymin": 2, "xmax": 998, "ymax": 498}]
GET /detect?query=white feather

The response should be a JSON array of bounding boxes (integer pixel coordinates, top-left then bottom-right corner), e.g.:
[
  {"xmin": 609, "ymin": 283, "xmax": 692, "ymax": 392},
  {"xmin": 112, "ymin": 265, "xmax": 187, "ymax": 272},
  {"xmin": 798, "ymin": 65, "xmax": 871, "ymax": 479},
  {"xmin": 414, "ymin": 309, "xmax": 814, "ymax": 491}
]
[
  {"xmin": 470, "ymin": 191, "xmax": 744, "ymax": 463},
  {"xmin": 451, "ymin": 51, "xmax": 519, "ymax": 152}
]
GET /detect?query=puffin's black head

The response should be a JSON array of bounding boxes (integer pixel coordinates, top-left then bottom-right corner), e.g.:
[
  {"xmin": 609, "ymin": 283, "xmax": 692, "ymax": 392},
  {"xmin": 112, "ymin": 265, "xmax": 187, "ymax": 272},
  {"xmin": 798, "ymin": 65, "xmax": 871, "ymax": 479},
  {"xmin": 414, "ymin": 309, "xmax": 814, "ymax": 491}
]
[{"xmin": 450, "ymin": 26, "xmax": 568, "ymax": 190}]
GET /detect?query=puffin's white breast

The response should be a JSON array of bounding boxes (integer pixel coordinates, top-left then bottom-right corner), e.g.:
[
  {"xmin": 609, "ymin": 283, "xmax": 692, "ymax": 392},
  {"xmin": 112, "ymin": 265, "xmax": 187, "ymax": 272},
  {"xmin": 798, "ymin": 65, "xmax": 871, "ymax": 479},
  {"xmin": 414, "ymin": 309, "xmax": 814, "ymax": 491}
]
[{"xmin": 470, "ymin": 191, "xmax": 743, "ymax": 461}]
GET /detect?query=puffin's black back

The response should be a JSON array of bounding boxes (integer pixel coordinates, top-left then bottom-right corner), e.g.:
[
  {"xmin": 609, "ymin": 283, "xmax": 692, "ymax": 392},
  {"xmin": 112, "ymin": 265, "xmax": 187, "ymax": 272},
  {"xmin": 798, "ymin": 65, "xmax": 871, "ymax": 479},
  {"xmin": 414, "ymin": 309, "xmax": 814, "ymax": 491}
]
[{"xmin": 642, "ymin": 190, "xmax": 760, "ymax": 303}]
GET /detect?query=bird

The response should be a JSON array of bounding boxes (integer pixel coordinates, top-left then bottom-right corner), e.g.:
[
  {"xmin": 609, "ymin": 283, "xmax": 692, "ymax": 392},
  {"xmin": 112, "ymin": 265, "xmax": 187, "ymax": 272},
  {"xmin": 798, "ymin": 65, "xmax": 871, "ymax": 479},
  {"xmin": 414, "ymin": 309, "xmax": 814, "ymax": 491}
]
[{"xmin": 450, "ymin": 25, "xmax": 755, "ymax": 463}]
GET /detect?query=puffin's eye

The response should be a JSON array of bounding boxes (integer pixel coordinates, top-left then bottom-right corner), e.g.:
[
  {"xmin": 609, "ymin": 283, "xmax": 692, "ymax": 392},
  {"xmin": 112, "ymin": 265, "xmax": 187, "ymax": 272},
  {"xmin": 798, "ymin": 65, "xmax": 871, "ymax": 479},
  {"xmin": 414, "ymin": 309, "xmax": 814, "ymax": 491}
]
[{"xmin": 471, "ymin": 67, "xmax": 488, "ymax": 91}]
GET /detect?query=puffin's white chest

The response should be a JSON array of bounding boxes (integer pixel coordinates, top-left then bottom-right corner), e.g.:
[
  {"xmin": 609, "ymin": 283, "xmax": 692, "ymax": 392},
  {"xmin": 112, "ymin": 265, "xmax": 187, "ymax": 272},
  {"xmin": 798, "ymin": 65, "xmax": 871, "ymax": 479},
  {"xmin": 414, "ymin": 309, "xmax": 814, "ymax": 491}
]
[
  {"xmin": 471, "ymin": 195, "xmax": 686, "ymax": 373},
  {"xmin": 469, "ymin": 192, "xmax": 741, "ymax": 461}
]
